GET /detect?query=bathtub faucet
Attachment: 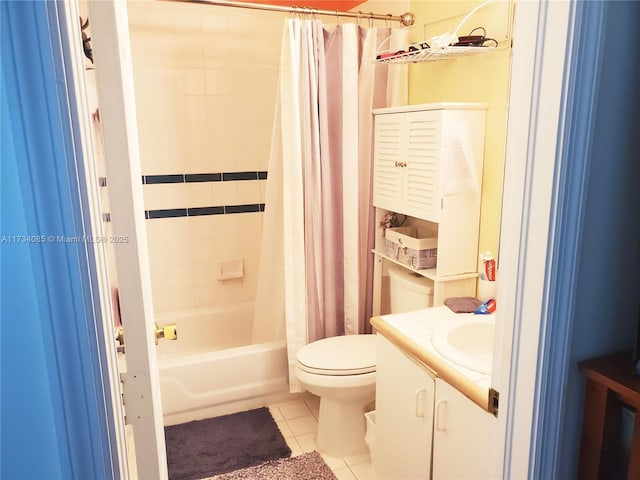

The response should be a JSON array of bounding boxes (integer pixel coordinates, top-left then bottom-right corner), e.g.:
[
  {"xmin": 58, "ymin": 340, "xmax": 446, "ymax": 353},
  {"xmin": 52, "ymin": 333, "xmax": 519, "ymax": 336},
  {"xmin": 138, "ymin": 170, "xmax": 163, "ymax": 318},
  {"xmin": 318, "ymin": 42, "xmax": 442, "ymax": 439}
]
[{"xmin": 154, "ymin": 322, "xmax": 178, "ymax": 345}]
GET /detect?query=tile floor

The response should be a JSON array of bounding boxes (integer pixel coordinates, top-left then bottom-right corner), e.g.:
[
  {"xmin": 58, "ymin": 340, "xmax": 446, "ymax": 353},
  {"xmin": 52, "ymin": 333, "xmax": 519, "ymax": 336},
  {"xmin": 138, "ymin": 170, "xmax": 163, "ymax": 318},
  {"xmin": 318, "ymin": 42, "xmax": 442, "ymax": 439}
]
[{"xmin": 268, "ymin": 393, "xmax": 377, "ymax": 480}]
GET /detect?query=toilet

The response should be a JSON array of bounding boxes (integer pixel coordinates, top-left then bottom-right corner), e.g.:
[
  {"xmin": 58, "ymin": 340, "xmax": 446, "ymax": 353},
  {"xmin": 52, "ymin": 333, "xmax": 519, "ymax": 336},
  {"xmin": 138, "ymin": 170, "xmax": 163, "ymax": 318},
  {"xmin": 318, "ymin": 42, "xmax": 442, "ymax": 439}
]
[
  {"xmin": 296, "ymin": 334, "xmax": 377, "ymax": 456},
  {"xmin": 388, "ymin": 265, "xmax": 434, "ymax": 313},
  {"xmin": 295, "ymin": 265, "xmax": 433, "ymax": 456}
]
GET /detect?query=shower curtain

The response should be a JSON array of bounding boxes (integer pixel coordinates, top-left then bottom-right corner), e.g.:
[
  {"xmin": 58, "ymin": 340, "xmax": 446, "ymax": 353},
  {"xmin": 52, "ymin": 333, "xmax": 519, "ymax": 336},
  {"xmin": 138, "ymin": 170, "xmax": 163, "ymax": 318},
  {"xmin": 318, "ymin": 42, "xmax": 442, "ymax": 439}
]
[{"xmin": 253, "ymin": 18, "xmax": 408, "ymax": 390}]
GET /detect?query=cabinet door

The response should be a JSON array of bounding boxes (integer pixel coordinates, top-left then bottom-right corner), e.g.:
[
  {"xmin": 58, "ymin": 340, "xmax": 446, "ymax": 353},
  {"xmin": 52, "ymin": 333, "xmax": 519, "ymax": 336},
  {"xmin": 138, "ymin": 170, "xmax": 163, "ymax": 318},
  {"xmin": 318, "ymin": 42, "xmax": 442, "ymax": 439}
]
[
  {"xmin": 372, "ymin": 113, "xmax": 404, "ymax": 212},
  {"xmin": 405, "ymin": 110, "xmax": 442, "ymax": 222},
  {"xmin": 373, "ymin": 335, "xmax": 435, "ymax": 480},
  {"xmin": 433, "ymin": 379, "xmax": 497, "ymax": 479}
]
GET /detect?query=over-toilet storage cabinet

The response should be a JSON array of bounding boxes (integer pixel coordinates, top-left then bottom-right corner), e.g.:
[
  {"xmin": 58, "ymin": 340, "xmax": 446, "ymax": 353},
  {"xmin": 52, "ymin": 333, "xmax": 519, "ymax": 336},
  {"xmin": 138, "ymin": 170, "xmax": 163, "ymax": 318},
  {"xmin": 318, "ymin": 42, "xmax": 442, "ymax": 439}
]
[
  {"xmin": 371, "ymin": 103, "xmax": 487, "ymax": 310},
  {"xmin": 373, "ymin": 335, "xmax": 496, "ymax": 480}
]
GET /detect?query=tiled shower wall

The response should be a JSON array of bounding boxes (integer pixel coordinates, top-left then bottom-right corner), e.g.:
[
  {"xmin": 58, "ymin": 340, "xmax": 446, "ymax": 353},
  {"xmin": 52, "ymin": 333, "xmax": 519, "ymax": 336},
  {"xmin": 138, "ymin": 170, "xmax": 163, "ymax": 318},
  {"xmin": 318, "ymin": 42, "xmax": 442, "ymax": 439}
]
[{"xmin": 126, "ymin": 0, "xmax": 287, "ymax": 313}]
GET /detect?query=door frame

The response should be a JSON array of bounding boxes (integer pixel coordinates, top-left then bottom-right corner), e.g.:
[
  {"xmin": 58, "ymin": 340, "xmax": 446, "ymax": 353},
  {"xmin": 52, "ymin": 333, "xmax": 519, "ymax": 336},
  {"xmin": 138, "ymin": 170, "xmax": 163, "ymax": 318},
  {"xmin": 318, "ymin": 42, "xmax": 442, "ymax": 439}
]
[
  {"xmin": 493, "ymin": 0, "xmax": 576, "ymax": 476},
  {"xmin": 1, "ymin": 1, "xmax": 130, "ymax": 477},
  {"xmin": 62, "ymin": 1, "xmax": 169, "ymax": 478},
  {"xmin": 494, "ymin": 0, "xmax": 579, "ymax": 475},
  {"xmin": 496, "ymin": 0, "xmax": 610, "ymax": 478},
  {"xmin": 52, "ymin": 0, "xmax": 604, "ymax": 476},
  {"xmin": 56, "ymin": 2, "xmax": 132, "ymax": 477}
]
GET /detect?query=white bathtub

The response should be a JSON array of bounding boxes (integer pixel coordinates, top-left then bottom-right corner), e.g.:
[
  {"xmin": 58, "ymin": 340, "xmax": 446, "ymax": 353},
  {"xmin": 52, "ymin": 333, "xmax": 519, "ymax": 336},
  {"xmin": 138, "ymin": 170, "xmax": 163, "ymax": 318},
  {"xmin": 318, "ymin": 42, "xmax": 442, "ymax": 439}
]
[{"xmin": 155, "ymin": 302, "xmax": 289, "ymax": 425}]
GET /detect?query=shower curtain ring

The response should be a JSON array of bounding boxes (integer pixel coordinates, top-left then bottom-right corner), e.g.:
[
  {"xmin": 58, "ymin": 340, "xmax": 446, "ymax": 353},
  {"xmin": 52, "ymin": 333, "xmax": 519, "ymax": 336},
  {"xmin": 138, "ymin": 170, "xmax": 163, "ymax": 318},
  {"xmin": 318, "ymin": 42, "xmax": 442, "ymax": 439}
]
[
  {"xmin": 369, "ymin": 12, "xmax": 374, "ymax": 28},
  {"xmin": 386, "ymin": 14, "xmax": 392, "ymax": 28}
]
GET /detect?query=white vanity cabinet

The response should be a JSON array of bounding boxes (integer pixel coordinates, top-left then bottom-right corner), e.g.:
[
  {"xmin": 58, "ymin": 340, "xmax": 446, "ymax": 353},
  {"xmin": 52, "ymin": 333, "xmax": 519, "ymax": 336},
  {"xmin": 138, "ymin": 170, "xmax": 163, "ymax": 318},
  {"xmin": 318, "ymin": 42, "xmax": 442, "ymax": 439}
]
[
  {"xmin": 372, "ymin": 103, "xmax": 487, "ymax": 308},
  {"xmin": 432, "ymin": 378, "xmax": 497, "ymax": 479},
  {"xmin": 373, "ymin": 335, "xmax": 435, "ymax": 480},
  {"xmin": 373, "ymin": 334, "xmax": 497, "ymax": 480}
]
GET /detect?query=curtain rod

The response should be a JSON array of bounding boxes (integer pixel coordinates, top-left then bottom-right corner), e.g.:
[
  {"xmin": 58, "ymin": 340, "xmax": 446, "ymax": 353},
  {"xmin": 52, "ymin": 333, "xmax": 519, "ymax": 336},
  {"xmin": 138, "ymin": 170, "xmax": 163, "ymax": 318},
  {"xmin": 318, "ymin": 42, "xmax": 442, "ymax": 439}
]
[{"xmin": 160, "ymin": 0, "xmax": 415, "ymax": 26}]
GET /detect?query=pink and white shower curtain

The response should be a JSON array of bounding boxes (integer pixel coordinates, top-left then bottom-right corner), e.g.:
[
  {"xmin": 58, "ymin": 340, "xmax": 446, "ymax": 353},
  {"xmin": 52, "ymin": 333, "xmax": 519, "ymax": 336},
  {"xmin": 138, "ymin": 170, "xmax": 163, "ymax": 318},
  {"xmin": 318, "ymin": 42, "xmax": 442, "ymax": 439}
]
[{"xmin": 253, "ymin": 18, "xmax": 408, "ymax": 390}]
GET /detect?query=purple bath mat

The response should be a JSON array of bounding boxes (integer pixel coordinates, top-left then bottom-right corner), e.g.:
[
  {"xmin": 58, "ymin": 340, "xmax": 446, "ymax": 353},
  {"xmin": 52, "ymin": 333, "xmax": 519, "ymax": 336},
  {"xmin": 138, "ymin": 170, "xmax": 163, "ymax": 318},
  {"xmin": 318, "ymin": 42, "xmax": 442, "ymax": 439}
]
[
  {"xmin": 211, "ymin": 451, "xmax": 338, "ymax": 480},
  {"xmin": 165, "ymin": 407, "xmax": 291, "ymax": 480}
]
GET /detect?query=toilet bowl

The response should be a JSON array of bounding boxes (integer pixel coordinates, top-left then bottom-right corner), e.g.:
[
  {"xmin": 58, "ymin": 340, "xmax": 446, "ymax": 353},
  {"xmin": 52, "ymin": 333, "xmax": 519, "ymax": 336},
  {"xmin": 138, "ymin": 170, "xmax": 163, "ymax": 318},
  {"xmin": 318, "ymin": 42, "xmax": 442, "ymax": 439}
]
[
  {"xmin": 295, "ymin": 266, "xmax": 433, "ymax": 456},
  {"xmin": 295, "ymin": 334, "xmax": 376, "ymax": 456}
]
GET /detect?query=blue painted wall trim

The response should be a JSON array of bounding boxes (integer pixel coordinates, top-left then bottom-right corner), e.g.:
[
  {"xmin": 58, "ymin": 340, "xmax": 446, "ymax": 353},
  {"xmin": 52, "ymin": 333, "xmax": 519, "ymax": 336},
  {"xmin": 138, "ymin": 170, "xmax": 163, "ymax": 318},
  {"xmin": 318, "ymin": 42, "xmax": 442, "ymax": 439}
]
[
  {"xmin": 1, "ymin": 2, "xmax": 118, "ymax": 479},
  {"xmin": 534, "ymin": 0, "xmax": 640, "ymax": 478},
  {"xmin": 531, "ymin": 1, "xmax": 603, "ymax": 478}
]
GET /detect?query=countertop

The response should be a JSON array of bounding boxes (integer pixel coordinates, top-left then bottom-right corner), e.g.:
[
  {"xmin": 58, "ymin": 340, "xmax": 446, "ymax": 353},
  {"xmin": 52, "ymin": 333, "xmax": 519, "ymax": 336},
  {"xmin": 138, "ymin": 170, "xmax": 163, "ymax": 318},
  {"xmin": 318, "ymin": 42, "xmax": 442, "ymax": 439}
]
[{"xmin": 371, "ymin": 306, "xmax": 496, "ymax": 414}]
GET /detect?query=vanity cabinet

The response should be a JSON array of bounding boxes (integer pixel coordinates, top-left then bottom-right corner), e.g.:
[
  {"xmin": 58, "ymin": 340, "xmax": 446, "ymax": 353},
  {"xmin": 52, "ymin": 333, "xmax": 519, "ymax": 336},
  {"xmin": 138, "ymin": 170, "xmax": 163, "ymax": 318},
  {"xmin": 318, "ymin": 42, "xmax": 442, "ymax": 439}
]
[
  {"xmin": 373, "ymin": 335, "xmax": 497, "ymax": 480},
  {"xmin": 433, "ymin": 378, "xmax": 497, "ymax": 479},
  {"xmin": 373, "ymin": 335, "xmax": 435, "ymax": 480},
  {"xmin": 372, "ymin": 103, "xmax": 487, "ymax": 309}
]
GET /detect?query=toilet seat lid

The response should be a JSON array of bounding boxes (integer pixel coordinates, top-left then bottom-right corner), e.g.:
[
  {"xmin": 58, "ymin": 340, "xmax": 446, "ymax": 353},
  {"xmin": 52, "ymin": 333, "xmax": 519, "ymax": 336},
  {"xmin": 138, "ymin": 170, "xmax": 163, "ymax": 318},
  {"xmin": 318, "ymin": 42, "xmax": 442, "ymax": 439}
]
[{"xmin": 296, "ymin": 334, "xmax": 377, "ymax": 375}]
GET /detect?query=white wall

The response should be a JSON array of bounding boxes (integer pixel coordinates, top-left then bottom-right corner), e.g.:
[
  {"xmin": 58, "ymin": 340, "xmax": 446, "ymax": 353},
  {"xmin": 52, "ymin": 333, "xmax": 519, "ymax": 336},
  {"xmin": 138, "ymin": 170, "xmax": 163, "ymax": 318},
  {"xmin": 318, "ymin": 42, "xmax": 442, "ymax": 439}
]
[
  {"xmin": 125, "ymin": 0, "xmax": 410, "ymax": 314},
  {"xmin": 126, "ymin": 0, "xmax": 287, "ymax": 313}
]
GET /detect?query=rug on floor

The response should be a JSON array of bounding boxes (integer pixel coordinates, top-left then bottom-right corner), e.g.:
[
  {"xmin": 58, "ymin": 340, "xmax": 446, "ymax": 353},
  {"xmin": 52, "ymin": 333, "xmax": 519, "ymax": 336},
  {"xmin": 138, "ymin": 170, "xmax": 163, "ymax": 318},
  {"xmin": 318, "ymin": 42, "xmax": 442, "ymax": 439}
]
[
  {"xmin": 210, "ymin": 451, "xmax": 338, "ymax": 480},
  {"xmin": 165, "ymin": 407, "xmax": 291, "ymax": 480}
]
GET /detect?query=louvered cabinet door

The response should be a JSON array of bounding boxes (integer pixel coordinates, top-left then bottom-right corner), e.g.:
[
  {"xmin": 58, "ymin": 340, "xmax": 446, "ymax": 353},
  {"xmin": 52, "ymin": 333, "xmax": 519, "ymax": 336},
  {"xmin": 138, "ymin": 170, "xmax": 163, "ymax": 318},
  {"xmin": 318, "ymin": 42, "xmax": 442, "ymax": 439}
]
[
  {"xmin": 404, "ymin": 110, "xmax": 441, "ymax": 222},
  {"xmin": 372, "ymin": 113, "xmax": 404, "ymax": 212}
]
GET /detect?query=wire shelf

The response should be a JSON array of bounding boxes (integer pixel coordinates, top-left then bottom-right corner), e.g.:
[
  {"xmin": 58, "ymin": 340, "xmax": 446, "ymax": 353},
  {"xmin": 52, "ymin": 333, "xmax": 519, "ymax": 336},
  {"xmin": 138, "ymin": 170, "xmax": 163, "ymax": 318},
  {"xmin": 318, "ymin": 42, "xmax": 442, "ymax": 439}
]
[
  {"xmin": 375, "ymin": 45, "xmax": 499, "ymax": 64},
  {"xmin": 373, "ymin": 0, "xmax": 511, "ymax": 64}
]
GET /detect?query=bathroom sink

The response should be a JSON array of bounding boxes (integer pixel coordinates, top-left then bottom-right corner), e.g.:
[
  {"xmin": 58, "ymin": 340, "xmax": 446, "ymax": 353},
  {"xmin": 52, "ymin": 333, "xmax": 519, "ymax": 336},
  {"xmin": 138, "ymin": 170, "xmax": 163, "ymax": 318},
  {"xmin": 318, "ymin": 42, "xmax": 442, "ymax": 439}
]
[{"xmin": 431, "ymin": 319, "xmax": 495, "ymax": 374}]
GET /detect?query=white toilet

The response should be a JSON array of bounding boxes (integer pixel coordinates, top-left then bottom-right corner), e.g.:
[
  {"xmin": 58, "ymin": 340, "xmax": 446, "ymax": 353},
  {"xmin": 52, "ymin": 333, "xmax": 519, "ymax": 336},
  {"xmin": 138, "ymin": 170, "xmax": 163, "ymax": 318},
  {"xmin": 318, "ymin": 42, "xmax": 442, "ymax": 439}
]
[
  {"xmin": 295, "ymin": 265, "xmax": 433, "ymax": 456},
  {"xmin": 387, "ymin": 264, "xmax": 434, "ymax": 313},
  {"xmin": 296, "ymin": 334, "xmax": 377, "ymax": 456}
]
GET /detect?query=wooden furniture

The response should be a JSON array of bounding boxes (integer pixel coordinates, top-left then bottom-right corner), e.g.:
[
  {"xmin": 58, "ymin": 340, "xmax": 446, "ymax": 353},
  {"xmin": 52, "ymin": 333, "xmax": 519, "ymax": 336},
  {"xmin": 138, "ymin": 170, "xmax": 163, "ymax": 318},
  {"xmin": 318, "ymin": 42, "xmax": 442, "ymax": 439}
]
[{"xmin": 578, "ymin": 352, "xmax": 640, "ymax": 480}]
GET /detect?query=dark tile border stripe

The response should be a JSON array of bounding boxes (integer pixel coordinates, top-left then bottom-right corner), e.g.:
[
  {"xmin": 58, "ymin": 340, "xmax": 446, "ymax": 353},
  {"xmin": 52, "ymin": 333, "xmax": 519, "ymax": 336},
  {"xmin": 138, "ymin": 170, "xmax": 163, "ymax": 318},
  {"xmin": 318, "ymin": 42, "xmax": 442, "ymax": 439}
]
[
  {"xmin": 142, "ymin": 171, "xmax": 267, "ymax": 185},
  {"xmin": 222, "ymin": 171, "xmax": 258, "ymax": 181},
  {"xmin": 185, "ymin": 173, "xmax": 222, "ymax": 183},
  {"xmin": 187, "ymin": 206, "xmax": 225, "ymax": 216},
  {"xmin": 147, "ymin": 208, "xmax": 188, "ymax": 219},
  {"xmin": 146, "ymin": 203, "xmax": 265, "ymax": 219},
  {"xmin": 143, "ymin": 174, "xmax": 185, "ymax": 184},
  {"xmin": 225, "ymin": 204, "xmax": 261, "ymax": 214}
]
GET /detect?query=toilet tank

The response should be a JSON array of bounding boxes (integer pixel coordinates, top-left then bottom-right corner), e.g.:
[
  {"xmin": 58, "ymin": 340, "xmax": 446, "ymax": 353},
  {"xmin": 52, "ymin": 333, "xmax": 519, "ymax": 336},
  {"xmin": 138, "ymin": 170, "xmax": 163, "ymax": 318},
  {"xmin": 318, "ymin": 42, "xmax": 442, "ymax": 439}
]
[{"xmin": 388, "ymin": 265, "xmax": 434, "ymax": 313}]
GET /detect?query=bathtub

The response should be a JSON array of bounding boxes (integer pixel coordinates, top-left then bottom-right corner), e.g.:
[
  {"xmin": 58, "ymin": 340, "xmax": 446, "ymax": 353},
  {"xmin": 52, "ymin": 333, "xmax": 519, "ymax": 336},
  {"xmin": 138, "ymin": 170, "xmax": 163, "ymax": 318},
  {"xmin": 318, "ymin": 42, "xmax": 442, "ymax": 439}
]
[{"xmin": 155, "ymin": 302, "xmax": 289, "ymax": 425}]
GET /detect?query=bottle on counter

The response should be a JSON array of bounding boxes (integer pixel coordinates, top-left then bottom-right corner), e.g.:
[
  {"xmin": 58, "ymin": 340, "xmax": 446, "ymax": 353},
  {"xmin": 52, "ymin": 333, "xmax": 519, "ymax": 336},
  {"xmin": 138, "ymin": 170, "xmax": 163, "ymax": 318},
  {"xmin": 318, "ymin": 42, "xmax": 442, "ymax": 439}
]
[{"xmin": 481, "ymin": 251, "xmax": 496, "ymax": 282}]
